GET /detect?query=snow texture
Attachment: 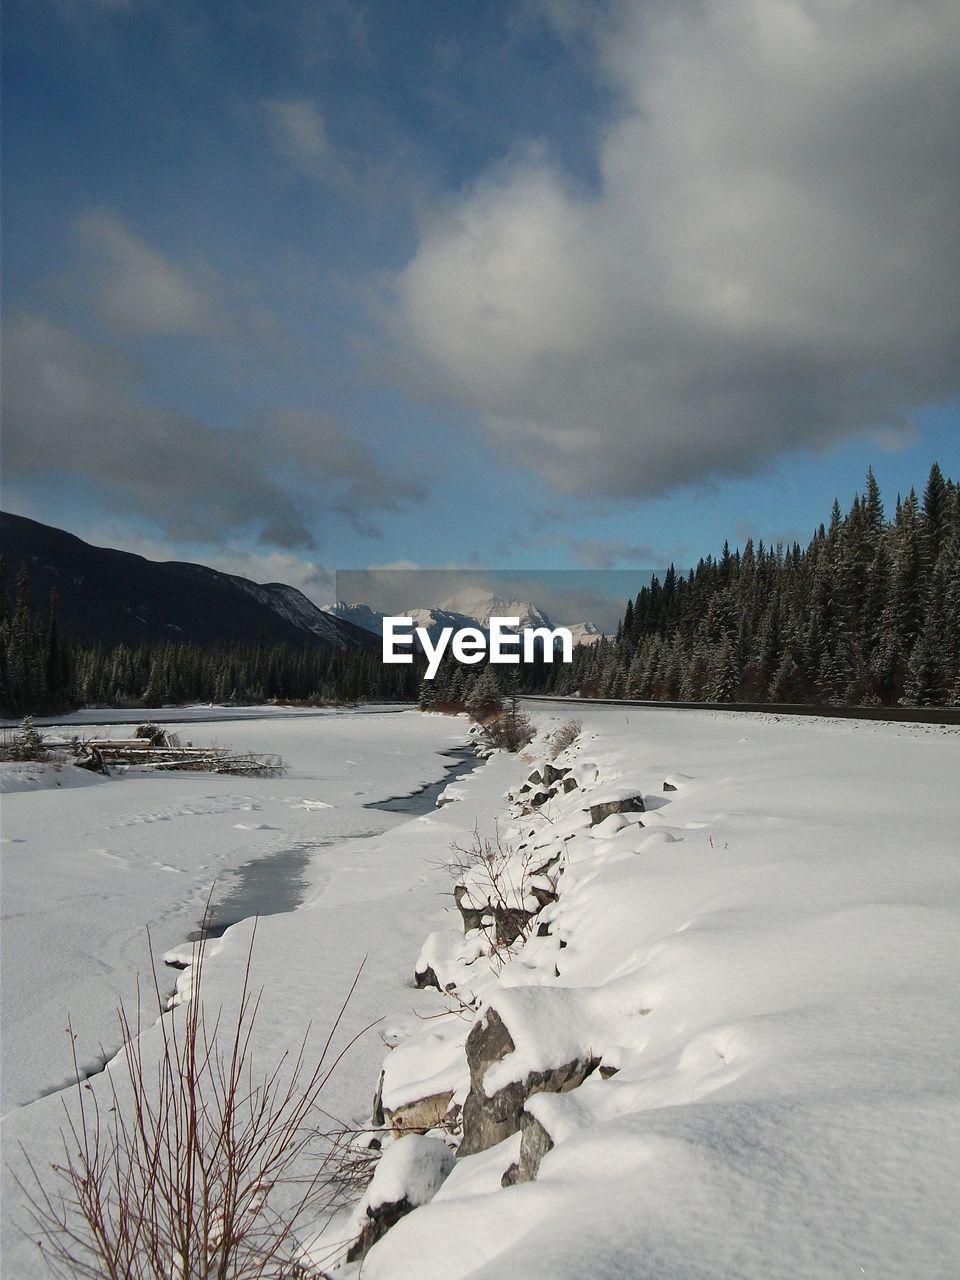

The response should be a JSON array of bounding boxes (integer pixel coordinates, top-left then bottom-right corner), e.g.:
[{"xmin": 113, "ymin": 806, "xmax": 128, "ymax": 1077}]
[{"xmin": 4, "ymin": 703, "xmax": 960, "ymax": 1280}]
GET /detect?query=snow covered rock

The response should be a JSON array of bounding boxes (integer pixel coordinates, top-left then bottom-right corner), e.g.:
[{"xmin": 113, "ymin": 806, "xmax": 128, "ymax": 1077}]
[
  {"xmin": 415, "ymin": 963, "xmax": 441, "ymax": 991},
  {"xmin": 384, "ymin": 1090, "xmax": 456, "ymax": 1136},
  {"xmin": 500, "ymin": 1108, "xmax": 555, "ymax": 1186},
  {"xmin": 454, "ymin": 884, "xmax": 489, "ymax": 934},
  {"xmin": 586, "ymin": 785, "xmax": 646, "ymax": 825},
  {"xmin": 346, "ymin": 1134, "xmax": 456, "ymax": 1263},
  {"xmin": 571, "ymin": 761, "xmax": 600, "ymax": 787},
  {"xmin": 541, "ymin": 763, "xmax": 571, "ymax": 787},
  {"xmin": 415, "ymin": 929, "xmax": 485, "ymax": 991},
  {"xmin": 458, "ymin": 1004, "xmax": 600, "ymax": 1157}
]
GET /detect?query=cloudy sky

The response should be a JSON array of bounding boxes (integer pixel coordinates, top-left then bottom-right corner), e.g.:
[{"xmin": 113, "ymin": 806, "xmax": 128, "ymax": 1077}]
[{"xmin": 3, "ymin": 0, "xmax": 958, "ymax": 606}]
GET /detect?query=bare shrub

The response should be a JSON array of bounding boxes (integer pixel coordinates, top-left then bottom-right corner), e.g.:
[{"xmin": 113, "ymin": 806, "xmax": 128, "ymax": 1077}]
[
  {"xmin": 17, "ymin": 919, "xmax": 373, "ymax": 1279},
  {"xmin": 133, "ymin": 723, "xmax": 168, "ymax": 746},
  {"xmin": 481, "ymin": 708, "xmax": 534, "ymax": 754},
  {"xmin": 445, "ymin": 825, "xmax": 554, "ymax": 968},
  {"xmin": 547, "ymin": 718, "xmax": 581, "ymax": 759}
]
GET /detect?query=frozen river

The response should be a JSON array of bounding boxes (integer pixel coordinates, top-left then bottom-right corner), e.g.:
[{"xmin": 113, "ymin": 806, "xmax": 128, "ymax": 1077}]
[{"xmin": 0, "ymin": 705, "xmax": 472, "ymax": 1112}]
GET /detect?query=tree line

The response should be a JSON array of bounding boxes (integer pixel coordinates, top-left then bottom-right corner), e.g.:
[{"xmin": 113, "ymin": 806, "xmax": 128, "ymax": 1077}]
[
  {"xmin": 525, "ymin": 462, "xmax": 960, "ymax": 707},
  {"xmin": 3, "ymin": 462, "xmax": 956, "ymax": 716},
  {"xmin": 0, "ymin": 563, "xmax": 421, "ymax": 716}
]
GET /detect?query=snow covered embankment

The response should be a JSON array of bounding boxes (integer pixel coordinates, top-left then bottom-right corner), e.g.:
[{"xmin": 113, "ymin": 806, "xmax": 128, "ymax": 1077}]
[{"xmin": 331, "ymin": 709, "xmax": 960, "ymax": 1279}]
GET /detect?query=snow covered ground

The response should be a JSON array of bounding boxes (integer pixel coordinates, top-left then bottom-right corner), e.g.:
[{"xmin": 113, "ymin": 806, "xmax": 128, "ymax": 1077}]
[
  {"xmin": 341, "ymin": 705, "xmax": 960, "ymax": 1279},
  {"xmin": 3, "ymin": 703, "xmax": 960, "ymax": 1277}
]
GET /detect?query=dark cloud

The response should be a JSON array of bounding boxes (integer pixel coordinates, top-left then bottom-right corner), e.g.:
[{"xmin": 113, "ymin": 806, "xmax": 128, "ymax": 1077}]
[
  {"xmin": 566, "ymin": 537, "xmax": 656, "ymax": 568},
  {"xmin": 2, "ymin": 315, "xmax": 422, "ymax": 548},
  {"xmin": 392, "ymin": 0, "xmax": 960, "ymax": 499},
  {"xmin": 74, "ymin": 209, "xmax": 223, "ymax": 337}
]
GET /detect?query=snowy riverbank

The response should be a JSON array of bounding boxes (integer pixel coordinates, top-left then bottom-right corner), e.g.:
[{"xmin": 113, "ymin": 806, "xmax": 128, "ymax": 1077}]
[
  {"xmin": 3, "ymin": 704, "xmax": 959, "ymax": 1277},
  {"xmin": 337, "ymin": 704, "xmax": 960, "ymax": 1277}
]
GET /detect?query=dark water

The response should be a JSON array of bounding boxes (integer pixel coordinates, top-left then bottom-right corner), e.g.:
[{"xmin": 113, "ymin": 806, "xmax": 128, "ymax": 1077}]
[
  {"xmin": 185, "ymin": 746, "xmax": 479, "ymax": 942},
  {"xmin": 187, "ymin": 841, "xmax": 324, "ymax": 941},
  {"xmin": 363, "ymin": 746, "xmax": 480, "ymax": 815}
]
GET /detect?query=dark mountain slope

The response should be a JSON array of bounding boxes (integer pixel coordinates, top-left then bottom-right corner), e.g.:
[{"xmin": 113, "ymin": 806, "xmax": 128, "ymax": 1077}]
[{"xmin": 0, "ymin": 512, "xmax": 373, "ymax": 650}]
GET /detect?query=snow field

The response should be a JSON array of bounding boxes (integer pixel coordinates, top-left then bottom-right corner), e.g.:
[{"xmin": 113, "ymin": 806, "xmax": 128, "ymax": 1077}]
[
  {"xmin": 0, "ymin": 707, "xmax": 498, "ymax": 1276},
  {"xmin": 349, "ymin": 706, "xmax": 960, "ymax": 1278},
  {"xmin": 3, "ymin": 704, "xmax": 959, "ymax": 1278}
]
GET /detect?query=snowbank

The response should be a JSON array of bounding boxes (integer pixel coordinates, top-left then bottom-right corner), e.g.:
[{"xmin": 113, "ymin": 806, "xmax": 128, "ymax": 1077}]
[{"xmin": 357, "ymin": 706, "xmax": 960, "ymax": 1278}]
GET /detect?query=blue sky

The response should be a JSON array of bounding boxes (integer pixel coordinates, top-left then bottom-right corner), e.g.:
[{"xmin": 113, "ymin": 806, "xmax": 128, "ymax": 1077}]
[{"xmin": 3, "ymin": 0, "xmax": 958, "ymax": 609}]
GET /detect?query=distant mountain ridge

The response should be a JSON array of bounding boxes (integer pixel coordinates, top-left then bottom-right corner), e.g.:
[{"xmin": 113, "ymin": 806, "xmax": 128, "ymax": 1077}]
[
  {"xmin": 0, "ymin": 512, "xmax": 373, "ymax": 651},
  {"xmin": 331, "ymin": 594, "xmax": 605, "ymax": 645}
]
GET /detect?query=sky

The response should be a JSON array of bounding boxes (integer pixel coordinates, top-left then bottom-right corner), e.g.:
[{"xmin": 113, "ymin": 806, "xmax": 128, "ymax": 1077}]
[{"xmin": 3, "ymin": 0, "xmax": 958, "ymax": 612}]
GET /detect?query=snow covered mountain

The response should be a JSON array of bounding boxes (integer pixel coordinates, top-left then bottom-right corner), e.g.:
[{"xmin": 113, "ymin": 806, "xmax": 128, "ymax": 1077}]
[
  {"xmin": 565, "ymin": 621, "xmax": 604, "ymax": 645},
  {"xmin": 331, "ymin": 593, "xmax": 605, "ymax": 645}
]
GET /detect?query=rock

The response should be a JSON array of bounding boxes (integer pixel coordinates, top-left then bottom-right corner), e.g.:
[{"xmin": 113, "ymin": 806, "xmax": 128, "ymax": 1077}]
[
  {"xmin": 494, "ymin": 904, "xmax": 534, "ymax": 946},
  {"xmin": 562, "ymin": 776, "xmax": 579, "ymax": 793},
  {"xmin": 531, "ymin": 850, "xmax": 561, "ymax": 876},
  {"xmin": 383, "ymin": 1090, "xmax": 455, "ymax": 1135},
  {"xmin": 458, "ymin": 1008, "xmax": 599, "ymax": 1157},
  {"xmin": 346, "ymin": 1134, "xmax": 456, "ymax": 1262},
  {"xmin": 501, "ymin": 1109, "xmax": 555, "ymax": 1186},
  {"xmin": 663, "ymin": 780, "xmax": 678, "ymax": 792},
  {"xmin": 454, "ymin": 884, "xmax": 488, "ymax": 934},
  {"xmin": 591, "ymin": 812, "xmax": 642, "ymax": 839},
  {"xmin": 529, "ymin": 881, "xmax": 558, "ymax": 910},
  {"xmin": 526, "ymin": 768, "xmax": 543, "ymax": 785},
  {"xmin": 541, "ymin": 763, "xmax": 571, "ymax": 787},
  {"xmin": 414, "ymin": 964, "xmax": 440, "ymax": 991},
  {"xmin": 587, "ymin": 788, "xmax": 646, "ymax": 825},
  {"xmin": 528, "ymin": 788, "xmax": 550, "ymax": 808}
]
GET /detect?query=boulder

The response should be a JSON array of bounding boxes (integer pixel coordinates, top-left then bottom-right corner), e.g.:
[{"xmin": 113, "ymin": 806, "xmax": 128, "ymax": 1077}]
[
  {"xmin": 528, "ymin": 788, "xmax": 550, "ymax": 808},
  {"xmin": 346, "ymin": 1134, "xmax": 456, "ymax": 1263},
  {"xmin": 562, "ymin": 776, "xmax": 579, "ymax": 793},
  {"xmin": 454, "ymin": 884, "xmax": 488, "ymax": 934},
  {"xmin": 587, "ymin": 787, "xmax": 646, "ymax": 825},
  {"xmin": 501, "ymin": 1109, "xmax": 555, "ymax": 1186},
  {"xmin": 541, "ymin": 763, "xmax": 571, "ymax": 787},
  {"xmin": 383, "ymin": 1090, "xmax": 455, "ymax": 1136},
  {"xmin": 414, "ymin": 963, "xmax": 440, "ymax": 991},
  {"xmin": 458, "ymin": 1008, "xmax": 599, "ymax": 1157},
  {"xmin": 528, "ymin": 880, "xmax": 558, "ymax": 910},
  {"xmin": 493, "ymin": 904, "xmax": 534, "ymax": 946},
  {"xmin": 663, "ymin": 780, "xmax": 678, "ymax": 792},
  {"xmin": 526, "ymin": 768, "xmax": 544, "ymax": 785},
  {"xmin": 531, "ymin": 849, "xmax": 561, "ymax": 876}
]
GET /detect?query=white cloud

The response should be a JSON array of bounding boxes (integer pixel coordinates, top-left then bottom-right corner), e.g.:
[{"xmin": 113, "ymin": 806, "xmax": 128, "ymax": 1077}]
[
  {"xmin": 263, "ymin": 97, "xmax": 331, "ymax": 177},
  {"xmin": 392, "ymin": 0, "xmax": 960, "ymax": 498},
  {"xmin": 78, "ymin": 529, "xmax": 337, "ymax": 608},
  {"xmin": 75, "ymin": 209, "xmax": 221, "ymax": 336}
]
